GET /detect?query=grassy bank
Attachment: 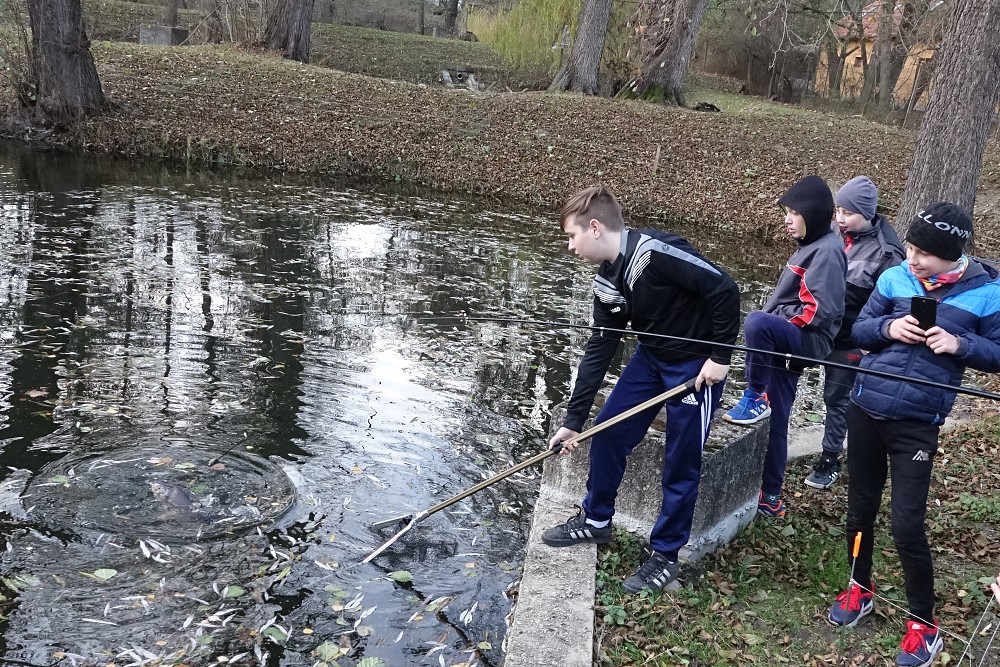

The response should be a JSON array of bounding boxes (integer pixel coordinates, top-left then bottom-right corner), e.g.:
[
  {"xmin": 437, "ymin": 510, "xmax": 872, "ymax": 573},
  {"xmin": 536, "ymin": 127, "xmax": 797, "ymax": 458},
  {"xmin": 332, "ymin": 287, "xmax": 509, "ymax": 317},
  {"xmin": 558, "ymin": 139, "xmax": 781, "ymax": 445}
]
[
  {"xmin": 595, "ymin": 416, "xmax": 1000, "ymax": 666},
  {"xmin": 2, "ymin": 3, "xmax": 998, "ymax": 247},
  {"xmin": 1, "ymin": 40, "xmax": 954, "ymax": 241},
  {"xmin": 80, "ymin": 0, "xmax": 549, "ymax": 89}
]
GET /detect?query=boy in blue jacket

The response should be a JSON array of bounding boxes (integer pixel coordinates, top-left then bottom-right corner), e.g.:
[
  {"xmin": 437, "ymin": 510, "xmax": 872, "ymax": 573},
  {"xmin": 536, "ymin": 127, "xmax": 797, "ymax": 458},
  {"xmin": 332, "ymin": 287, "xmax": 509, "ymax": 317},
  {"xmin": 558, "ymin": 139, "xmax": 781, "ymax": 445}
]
[
  {"xmin": 723, "ymin": 175, "xmax": 846, "ymax": 517},
  {"xmin": 827, "ymin": 202, "xmax": 1000, "ymax": 667}
]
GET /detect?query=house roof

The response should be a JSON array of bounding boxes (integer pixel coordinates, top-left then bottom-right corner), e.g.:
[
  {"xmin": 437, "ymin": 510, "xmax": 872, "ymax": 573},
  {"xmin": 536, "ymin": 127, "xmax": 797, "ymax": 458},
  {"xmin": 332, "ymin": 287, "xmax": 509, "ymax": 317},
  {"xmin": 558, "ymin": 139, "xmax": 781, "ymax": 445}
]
[{"xmin": 833, "ymin": 0, "xmax": 946, "ymax": 41}]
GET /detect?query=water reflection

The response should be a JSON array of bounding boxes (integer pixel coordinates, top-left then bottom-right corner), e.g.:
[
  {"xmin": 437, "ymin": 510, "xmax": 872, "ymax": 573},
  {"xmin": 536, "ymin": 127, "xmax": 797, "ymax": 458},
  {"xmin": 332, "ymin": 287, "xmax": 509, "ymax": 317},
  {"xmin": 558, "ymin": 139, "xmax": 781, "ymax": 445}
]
[{"xmin": 0, "ymin": 142, "xmax": 784, "ymax": 665}]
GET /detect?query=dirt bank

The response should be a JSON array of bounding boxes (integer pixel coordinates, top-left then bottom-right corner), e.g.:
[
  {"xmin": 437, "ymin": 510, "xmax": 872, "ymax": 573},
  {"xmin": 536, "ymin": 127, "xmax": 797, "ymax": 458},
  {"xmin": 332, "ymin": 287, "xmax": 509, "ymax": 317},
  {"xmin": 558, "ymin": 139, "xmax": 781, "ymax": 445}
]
[{"xmin": 4, "ymin": 40, "xmax": 1000, "ymax": 253}]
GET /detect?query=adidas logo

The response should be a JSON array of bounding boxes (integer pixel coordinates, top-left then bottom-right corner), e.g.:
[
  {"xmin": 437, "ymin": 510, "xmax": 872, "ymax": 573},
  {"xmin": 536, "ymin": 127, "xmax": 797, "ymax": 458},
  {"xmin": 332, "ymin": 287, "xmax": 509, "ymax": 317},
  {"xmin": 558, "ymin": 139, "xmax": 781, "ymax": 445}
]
[
  {"xmin": 681, "ymin": 394, "xmax": 698, "ymax": 405},
  {"xmin": 611, "ymin": 307, "xmax": 621, "ymax": 313},
  {"xmin": 912, "ymin": 450, "xmax": 931, "ymax": 462}
]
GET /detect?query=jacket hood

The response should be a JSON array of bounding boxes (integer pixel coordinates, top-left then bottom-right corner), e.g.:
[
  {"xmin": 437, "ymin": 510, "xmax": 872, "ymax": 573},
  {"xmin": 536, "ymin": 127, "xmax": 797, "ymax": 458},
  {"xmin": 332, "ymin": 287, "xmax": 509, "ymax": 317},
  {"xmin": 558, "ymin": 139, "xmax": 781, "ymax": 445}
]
[{"xmin": 779, "ymin": 175, "xmax": 835, "ymax": 245}]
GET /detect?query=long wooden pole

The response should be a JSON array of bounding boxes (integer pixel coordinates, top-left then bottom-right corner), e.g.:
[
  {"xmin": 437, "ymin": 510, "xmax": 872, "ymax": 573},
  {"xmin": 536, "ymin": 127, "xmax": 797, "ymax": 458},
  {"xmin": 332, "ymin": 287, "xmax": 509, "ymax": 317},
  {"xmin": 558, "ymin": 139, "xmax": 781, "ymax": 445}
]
[{"xmin": 361, "ymin": 378, "xmax": 698, "ymax": 563}]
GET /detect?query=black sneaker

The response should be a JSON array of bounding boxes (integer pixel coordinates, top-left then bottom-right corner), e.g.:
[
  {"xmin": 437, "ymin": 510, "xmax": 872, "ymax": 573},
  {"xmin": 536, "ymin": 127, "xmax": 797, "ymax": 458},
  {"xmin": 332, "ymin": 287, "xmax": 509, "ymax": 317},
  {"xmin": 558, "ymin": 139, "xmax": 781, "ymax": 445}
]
[
  {"xmin": 541, "ymin": 507, "xmax": 612, "ymax": 547},
  {"xmin": 804, "ymin": 451, "xmax": 841, "ymax": 489},
  {"xmin": 622, "ymin": 552, "xmax": 679, "ymax": 593}
]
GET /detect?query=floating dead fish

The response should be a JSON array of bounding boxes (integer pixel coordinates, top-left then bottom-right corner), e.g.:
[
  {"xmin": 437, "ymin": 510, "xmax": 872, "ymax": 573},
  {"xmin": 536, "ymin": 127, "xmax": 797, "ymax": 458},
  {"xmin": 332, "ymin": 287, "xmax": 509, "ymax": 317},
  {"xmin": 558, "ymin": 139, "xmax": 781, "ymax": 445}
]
[{"xmin": 149, "ymin": 482, "xmax": 200, "ymax": 509}]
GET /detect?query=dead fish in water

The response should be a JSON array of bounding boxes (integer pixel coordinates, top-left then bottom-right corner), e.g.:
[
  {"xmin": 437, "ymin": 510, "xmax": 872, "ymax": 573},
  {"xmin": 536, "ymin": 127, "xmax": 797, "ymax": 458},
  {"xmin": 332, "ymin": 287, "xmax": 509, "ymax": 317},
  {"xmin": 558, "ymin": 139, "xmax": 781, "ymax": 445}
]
[{"xmin": 149, "ymin": 482, "xmax": 201, "ymax": 509}]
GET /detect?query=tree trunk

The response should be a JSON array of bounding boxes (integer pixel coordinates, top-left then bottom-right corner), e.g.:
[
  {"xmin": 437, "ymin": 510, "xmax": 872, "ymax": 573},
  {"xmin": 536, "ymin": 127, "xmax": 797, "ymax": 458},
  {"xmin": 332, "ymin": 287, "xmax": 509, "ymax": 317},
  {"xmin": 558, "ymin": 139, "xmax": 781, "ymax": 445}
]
[
  {"xmin": 417, "ymin": 0, "xmax": 424, "ymax": 35},
  {"xmin": 629, "ymin": 0, "xmax": 711, "ymax": 106},
  {"xmin": 264, "ymin": 0, "xmax": 315, "ymax": 64},
  {"xmin": 825, "ymin": 39, "xmax": 846, "ymax": 100},
  {"xmin": 549, "ymin": 0, "xmax": 613, "ymax": 95},
  {"xmin": 165, "ymin": 0, "xmax": 180, "ymax": 26},
  {"xmin": 203, "ymin": 0, "xmax": 223, "ymax": 42},
  {"xmin": 443, "ymin": 0, "xmax": 460, "ymax": 35},
  {"xmin": 877, "ymin": 0, "xmax": 893, "ymax": 110},
  {"xmin": 26, "ymin": 0, "xmax": 105, "ymax": 124},
  {"xmin": 895, "ymin": 0, "xmax": 1000, "ymax": 232}
]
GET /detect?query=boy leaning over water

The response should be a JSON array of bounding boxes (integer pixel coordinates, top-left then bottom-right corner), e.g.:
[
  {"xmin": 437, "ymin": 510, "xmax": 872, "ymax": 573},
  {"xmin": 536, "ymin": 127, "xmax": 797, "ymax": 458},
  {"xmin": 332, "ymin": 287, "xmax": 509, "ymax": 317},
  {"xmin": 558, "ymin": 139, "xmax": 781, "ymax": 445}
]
[
  {"xmin": 723, "ymin": 175, "xmax": 846, "ymax": 518},
  {"xmin": 541, "ymin": 185, "xmax": 740, "ymax": 594},
  {"xmin": 828, "ymin": 203, "xmax": 1000, "ymax": 667}
]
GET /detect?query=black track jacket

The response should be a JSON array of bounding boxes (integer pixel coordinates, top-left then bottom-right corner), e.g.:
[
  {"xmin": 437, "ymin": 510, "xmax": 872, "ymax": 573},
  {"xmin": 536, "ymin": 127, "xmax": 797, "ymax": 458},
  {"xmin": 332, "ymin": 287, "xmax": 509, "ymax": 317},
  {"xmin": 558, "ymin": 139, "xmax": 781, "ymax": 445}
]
[{"xmin": 562, "ymin": 228, "xmax": 741, "ymax": 433}]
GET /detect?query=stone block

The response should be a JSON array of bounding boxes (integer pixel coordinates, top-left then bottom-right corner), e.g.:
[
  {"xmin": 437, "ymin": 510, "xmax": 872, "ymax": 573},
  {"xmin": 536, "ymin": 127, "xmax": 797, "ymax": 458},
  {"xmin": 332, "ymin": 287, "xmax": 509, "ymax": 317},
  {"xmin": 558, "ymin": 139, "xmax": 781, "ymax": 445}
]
[{"xmin": 139, "ymin": 25, "xmax": 190, "ymax": 47}]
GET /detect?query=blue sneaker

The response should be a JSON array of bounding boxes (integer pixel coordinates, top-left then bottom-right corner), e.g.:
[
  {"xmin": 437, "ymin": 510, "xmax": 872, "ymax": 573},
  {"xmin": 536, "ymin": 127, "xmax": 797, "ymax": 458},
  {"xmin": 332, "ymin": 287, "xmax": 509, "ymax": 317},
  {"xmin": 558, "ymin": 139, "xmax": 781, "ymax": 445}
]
[
  {"xmin": 896, "ymin": 620, "xmax": 942, "ymax": 667},
  {"xmin": 723, "ymin": 389, "xmax": 771, "ymax": 425},
  {"xmin": 756, "ymin": 490, "xmax": 786, "ymax": 518},
  {"xmin": 828, "ymin": 580, "xmax": 874, "ymax": 627}
]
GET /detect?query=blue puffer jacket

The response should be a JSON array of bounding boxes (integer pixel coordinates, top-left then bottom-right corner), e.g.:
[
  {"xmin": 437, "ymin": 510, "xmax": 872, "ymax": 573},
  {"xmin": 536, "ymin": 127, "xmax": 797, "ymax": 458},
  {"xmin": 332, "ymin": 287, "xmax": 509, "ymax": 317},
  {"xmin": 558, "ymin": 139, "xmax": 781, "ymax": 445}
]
[{"xmin": 851, "ymin": 259, "xmax": 1000, "ymax": 424}]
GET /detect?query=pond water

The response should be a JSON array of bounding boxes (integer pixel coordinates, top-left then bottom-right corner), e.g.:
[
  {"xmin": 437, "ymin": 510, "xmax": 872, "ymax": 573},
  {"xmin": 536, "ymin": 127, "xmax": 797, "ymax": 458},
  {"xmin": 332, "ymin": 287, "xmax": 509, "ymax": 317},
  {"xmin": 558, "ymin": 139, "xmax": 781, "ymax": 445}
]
[{"xmin": 0, "ymin": 141, "xmax": 791, "ymax": 666}]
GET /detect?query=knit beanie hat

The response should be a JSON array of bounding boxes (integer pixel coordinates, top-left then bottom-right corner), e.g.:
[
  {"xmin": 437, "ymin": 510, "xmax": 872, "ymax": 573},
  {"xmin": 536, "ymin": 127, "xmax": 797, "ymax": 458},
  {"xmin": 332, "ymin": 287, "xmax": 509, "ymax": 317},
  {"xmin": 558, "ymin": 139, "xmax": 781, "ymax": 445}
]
[
  {"xmin": 778, "ymin": 175, "xmax": 834, "ymax": 245},
  {"xmin": 905, "ymin": 202, "xmax": 973, "ymax": 261},
  {"xmin": 835, "ymin": 176, "xmax": 878, "ymax": 220}
]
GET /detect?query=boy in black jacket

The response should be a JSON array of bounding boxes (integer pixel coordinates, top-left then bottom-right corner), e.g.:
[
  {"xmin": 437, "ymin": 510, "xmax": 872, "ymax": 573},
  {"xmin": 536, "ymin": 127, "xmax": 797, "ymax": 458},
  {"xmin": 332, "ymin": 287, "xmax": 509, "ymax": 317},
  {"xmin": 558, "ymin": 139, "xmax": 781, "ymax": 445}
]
[
  {"xmin": 724, "ymin": 175, "xmax": 846, "ymax": 517},
  {"xmin": 541, "ymin": 185, "xmax": 740, "ymax": 593}
]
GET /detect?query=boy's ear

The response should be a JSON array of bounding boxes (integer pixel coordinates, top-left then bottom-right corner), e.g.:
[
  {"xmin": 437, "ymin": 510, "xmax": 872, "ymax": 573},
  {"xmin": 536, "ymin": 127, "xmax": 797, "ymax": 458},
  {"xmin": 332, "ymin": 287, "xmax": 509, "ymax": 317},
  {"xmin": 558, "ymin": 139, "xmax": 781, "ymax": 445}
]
[{"xmin": 587, "ymin": 217, "xmax": 602, "ymax": 235}]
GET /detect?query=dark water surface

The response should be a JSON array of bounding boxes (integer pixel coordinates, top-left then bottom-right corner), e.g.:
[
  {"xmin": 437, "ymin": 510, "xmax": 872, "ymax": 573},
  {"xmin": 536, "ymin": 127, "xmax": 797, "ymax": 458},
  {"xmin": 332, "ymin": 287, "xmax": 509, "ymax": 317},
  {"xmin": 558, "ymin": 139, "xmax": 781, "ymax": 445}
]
[{"xmin": 0, "ymin": 142, "xmax": 785, "ymax": 666}]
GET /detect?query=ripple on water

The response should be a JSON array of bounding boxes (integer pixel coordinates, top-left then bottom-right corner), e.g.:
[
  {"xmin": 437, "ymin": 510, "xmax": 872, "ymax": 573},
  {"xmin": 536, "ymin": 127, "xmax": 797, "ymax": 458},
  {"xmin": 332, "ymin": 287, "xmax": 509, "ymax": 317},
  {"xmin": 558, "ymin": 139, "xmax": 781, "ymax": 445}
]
[{"xmin": 24, "ymin": 441, "xmax": 297, "ymax": 541}]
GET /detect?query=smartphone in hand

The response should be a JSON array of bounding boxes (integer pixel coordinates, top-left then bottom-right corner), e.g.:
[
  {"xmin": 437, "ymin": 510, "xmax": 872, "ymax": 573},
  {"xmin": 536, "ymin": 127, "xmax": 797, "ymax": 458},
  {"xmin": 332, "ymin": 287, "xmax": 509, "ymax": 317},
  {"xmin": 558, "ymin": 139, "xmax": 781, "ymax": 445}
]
[{"xmin": 911, "ymin": 296, "xmax": 937, "ymax": 331}]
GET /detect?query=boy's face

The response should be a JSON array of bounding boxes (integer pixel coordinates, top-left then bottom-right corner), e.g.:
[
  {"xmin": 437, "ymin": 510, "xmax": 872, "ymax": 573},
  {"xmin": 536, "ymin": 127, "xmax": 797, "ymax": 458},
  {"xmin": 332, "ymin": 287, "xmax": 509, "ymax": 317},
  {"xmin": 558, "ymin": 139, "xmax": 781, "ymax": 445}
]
[
  {"xmin": 835, "ymin": 206, "xmax": 871, "ymax": 235},
  {"xmin": 563, "ymin": 215, "xmax": 604, "ymax": 263},
  {"xmin": 906, "ymin": 243, "xmax": 959, "ymax": 278},
  {"xmin": 783, "ymin": 207, "xmax": 807, "ymax": 240}
]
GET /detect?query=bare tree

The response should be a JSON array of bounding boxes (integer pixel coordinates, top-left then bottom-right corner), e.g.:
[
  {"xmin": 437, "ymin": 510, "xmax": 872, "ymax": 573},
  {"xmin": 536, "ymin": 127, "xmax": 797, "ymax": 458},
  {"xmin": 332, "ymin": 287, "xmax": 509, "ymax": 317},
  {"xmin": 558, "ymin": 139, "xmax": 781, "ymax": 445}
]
[
  {"xmin": 26, "ymin": 0, "xmax": 105, "ymax": 123},
  {"xmin": 264, "ymin": 0, "xmax": 315, "ymax": 63},
  {"xmin": 443, "ymin": 0, "xmax": 461, "ymax": 35},
  {"xmin": 895, "ymin": 0, "xmax": 1000, "ymax": 228},
  {"xmin": 549, "ymin": 0, "xmax": 614, "ymax": 95},
  {"xmin": 622, "ymin": 0, "xmax": 712, "ymax": 106}
]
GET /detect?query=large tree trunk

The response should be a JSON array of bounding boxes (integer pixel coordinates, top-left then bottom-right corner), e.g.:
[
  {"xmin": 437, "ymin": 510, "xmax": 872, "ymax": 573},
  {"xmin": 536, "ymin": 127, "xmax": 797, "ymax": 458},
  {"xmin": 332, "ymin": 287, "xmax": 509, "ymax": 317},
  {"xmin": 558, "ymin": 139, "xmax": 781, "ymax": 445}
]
[
  {"xmin": 26, "ymin": 0, "xmax": 105, "ymax": 124},
  {"xmin": 165, "ymin": 0, "xmax": 181, "ymax": 26},
  {"xmin": 625, "ymin": 0, "xmax": 711, "ymax": 107},
  {"xmin": 895, "ymin": 0, "xmax": 1000, "ymax": 232},
  {"xmin": 549, "ymin": 0, "xmax": 613, "ymax": 95},
  {"xmin": 443, "ymin": 0, "xmax": 460, "ymax": 35},
  {"xmin": 264, "ymin": 0, "xmax": 315, "ymax": 64}
]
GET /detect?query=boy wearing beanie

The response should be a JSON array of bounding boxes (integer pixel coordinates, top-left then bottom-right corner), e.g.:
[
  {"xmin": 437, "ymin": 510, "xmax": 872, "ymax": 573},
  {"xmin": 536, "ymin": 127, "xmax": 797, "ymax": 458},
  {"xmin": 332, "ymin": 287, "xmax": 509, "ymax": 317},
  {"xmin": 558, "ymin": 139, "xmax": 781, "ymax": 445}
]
[
  {"xmin": 724, "ymin": 175, "xmax": 846, "ymax": 517},
  {"xmin": 805, "ymin": 176, "xmax": 904, "ymax": 489},
  {"xmin": 828, "ymin": 202, "xmax": 1000, "ymax": 667}
]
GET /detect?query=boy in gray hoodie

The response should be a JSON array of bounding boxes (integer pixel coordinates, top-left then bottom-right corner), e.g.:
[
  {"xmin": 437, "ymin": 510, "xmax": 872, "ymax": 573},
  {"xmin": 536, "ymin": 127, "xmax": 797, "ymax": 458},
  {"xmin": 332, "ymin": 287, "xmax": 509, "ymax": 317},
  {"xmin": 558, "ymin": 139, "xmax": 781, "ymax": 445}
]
[
  {"xmin": 724, "ymin": 175, "xmax": 846, "ymax": 517},
  {"xmin": 804, "ymin": 176, "xmax": 904, "ymax": 489}
]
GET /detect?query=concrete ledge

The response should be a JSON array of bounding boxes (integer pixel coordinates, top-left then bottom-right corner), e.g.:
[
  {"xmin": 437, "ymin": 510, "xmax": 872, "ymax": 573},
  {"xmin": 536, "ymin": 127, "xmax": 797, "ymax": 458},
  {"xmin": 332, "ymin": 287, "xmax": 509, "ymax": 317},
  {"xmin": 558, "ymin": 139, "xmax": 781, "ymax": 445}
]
[{"xmin": 503, "ymin": 484, "xmax": 594, "ymax": 667}]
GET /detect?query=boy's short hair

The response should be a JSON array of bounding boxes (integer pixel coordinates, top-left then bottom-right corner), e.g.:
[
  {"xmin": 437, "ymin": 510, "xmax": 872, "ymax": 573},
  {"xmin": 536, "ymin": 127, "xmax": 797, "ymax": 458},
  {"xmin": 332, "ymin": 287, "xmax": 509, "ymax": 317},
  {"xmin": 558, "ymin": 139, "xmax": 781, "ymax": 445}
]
[{"xmin": 561, "ymin": 186, "xmax": 625, "ymax": 231}]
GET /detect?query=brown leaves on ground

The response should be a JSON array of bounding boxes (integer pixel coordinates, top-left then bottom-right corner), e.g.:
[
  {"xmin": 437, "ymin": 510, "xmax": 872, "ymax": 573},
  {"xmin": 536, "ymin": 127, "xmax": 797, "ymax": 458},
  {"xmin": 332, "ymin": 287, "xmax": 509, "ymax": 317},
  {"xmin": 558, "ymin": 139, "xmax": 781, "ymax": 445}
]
[
  {"xmin": 22, "ymin": 40, "xmax": 1000, "ymax": 253},
  {"xmin": 596, "ymin": 418, "xmax": 1000, "ymax": 667}
]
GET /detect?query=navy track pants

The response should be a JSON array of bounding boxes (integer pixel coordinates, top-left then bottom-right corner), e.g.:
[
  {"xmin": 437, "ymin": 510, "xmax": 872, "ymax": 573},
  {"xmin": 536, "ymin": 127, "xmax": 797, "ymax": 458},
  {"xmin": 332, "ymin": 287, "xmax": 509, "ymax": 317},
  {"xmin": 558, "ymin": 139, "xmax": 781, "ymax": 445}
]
[
  {"xmin": 582, "ymin": 346, "xmax": 722, "ymax": 560},
  {"xmin": 743, "ymin": 311, "xmax": 803, "ymax": 496}
]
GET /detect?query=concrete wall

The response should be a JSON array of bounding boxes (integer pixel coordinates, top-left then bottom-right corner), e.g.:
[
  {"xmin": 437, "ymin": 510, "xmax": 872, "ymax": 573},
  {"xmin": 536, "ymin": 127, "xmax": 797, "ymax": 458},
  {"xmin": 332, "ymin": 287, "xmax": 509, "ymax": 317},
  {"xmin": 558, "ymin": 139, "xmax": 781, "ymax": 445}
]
[{"xmin": 543, "ymin": 405, "xmax": 768, "ymax": 559}]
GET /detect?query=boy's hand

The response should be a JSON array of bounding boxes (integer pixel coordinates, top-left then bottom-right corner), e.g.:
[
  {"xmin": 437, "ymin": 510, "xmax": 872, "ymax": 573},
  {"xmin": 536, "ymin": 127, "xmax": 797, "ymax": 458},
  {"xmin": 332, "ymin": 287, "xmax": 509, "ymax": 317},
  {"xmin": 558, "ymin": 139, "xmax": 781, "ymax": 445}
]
[
  {"xmin": 887, "ymin": 315, "xmax": 928, "ymax": 344},
  {"xmin": 696, "ymin": 359, "xmax": 729, "ymax": 391},
  {"xmin": 548, "ymin": 426, "xmax": 580, "ymax": 455},
  {"xmin": 924, "ymin": 326, "xmax": 960, "ymax": 355},
  {"xmin": 992, "ymin": 573, "xmax": 1000, "ymax": 604}
]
